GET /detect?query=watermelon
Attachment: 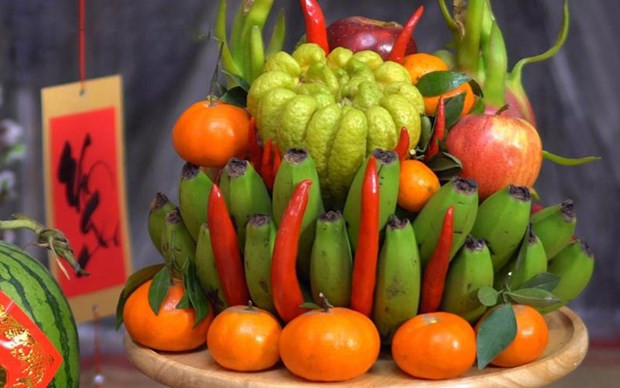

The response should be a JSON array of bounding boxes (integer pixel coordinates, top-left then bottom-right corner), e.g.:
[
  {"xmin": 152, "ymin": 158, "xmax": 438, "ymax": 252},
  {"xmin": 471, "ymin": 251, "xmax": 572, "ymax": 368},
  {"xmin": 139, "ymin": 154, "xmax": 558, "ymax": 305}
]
[{"xmin": 0, "ymin": 241, "xmax": 80, "ymax": 387}]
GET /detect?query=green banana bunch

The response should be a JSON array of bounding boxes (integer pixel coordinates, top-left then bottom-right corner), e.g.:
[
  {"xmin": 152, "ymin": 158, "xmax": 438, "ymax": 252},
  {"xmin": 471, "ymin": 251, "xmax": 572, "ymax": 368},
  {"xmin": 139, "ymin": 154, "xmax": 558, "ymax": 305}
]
[
  {"xmin": 219, "ymin": 158, "xmax": 272, "ymax": 253},
  {"xmin": 195, "ymin": 223, "xmax": 228, "ymax": 313},
  {"xmin": 178, "ymin": 163, "xmax": 213, "ymax": 241},
  {"xmin": 343, "ymin": 149, "xmax": 400, "ymax": 251},
  {"xmin": 440, "ymin": 236, "xmax": 494, "ymax": 323},
  {"xmin": 244, "ymin": 214, "xmax": 276, "ymax": 313},
  {"xmin": 496, "ymin": 226, "xmax": 547, "ymax": 290},
  {"xmin": 161, "ymin": 208, "xmax": 196, "ymax": 274},
  {"xmin": 148, "ymin": 192, "xmax": 175, "ymax": 254},
  {"xmin": 531, "ymin": 199, "xmax": 577, "ymax": 259},
  {"xmin": 373, "ymin": 216, "xmax": 421, "ymax": 343},
  {"xmin": 541, "ymin": 239, "xmax": 594, "ymax": 313},
  {"xmin": 272, "ymin": 149, "xmax": 324, "ymax": 282},
  {"xmin": 310, "ymin": 211, "xmax": 352, "ymax": 307},
  {"xmin": 471, "ymin": 185, "xmax": 532, "ymax": 272},
  {"xmin": 412, "ymin": 177, "xmax": 479, "ymax": 266}
]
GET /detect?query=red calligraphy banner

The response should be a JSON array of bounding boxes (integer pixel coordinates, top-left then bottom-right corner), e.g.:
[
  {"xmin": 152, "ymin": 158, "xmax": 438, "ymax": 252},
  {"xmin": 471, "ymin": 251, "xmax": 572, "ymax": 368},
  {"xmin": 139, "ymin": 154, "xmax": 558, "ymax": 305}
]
[{"xmin": 42, "ymin": 75, "xmax": 132, "ymax": 322}]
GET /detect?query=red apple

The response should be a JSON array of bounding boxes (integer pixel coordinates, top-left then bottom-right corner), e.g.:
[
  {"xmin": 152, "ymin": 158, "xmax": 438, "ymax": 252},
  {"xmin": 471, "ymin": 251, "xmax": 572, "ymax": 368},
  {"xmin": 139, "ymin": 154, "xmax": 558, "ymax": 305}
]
[
  {"xmin": 327, "ymin": 17, "xmax": 417, "ymax": 60},
  {"xmin": 445, "ymin": 114, "xmax": 542, "ymax": 199},
  {"xmin": 484, "ymin": 89, "xmax": 537, "ymax": 127}
]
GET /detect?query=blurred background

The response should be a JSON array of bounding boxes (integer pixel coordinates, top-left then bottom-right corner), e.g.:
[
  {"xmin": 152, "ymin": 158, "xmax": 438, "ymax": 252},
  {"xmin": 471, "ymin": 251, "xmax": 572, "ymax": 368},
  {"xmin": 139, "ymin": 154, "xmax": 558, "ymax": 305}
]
[{"xmin": 0, "ymin": 0, "xmax": 618, "ymax": 386}]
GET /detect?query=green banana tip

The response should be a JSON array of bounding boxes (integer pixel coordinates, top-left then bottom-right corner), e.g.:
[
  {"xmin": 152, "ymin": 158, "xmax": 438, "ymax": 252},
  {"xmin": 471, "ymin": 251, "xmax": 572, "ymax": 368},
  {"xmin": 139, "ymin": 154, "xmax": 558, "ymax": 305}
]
[
  {"xmin": 453, "ymin": 177, "xmax": 478, "ymax": 194},
  {"xmin": 224, "ymin": 157, "xmax": 249, "ymax": 177},
  {"xmin": 284, "ymin": 148, "xmax": 308, "ymax": 164},
  {"xmin": 248, "ymin": 213, "xmax": 271, "ymax": 226},
  {"xmin": 165, "ymin": 208, "xmax": 183, "ymax": 224},
  {"xmin": 577, "ymin": 239, "xmax": 594, "ymax": 258},
  {"xmin": 508, "ymin": 185, "xmax": 531, "ymax": 203},
  {"xmin": 372, "ymin": 148, "xmax": 398, "ymax": 164},
  {"xmin": 387, "ymin": 215, "xmax": 409, "ymax": 229},
  {"xmin": 150, "ymin": 192, "xmax": 171, "ymax": 211},
  {"xmin": 181, "ymin": 163, "xmax": 201, "ymax": 180},
  {"xmin": 560, "ymin": 199, "xmax": 576, "ymax": 222},
  {"xmin": 318, "ymin": 210, "xmax": 343, "ymax": 222},
  {"xmin": 464, "ymin": 235, "xmax": 485, "ymax": 251}
]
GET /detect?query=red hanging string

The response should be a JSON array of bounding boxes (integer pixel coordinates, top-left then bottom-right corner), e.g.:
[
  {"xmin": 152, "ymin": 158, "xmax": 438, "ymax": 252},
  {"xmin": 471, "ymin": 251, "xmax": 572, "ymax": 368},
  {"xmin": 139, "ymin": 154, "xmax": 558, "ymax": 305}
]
[
  {"xmin": 93, "ymin": 305, "xmax": 104, "ymax": 387},
  {"xmin": 79, "ymin": 0, "xmax": 86, "ymax": 93}
]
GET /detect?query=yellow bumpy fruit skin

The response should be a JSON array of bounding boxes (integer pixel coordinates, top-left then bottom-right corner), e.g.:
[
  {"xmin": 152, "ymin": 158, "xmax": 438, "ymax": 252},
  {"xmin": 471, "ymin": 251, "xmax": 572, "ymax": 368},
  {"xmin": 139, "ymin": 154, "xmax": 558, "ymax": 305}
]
[{"xmin": 248, "ymin": 43, "xmax": 424, "ymax": 202}]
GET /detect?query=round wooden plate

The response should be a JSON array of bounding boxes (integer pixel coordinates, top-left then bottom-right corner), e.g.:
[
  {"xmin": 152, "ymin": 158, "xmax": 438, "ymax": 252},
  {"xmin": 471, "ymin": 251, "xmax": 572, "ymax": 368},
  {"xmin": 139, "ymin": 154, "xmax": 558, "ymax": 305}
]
[{"xmin": 125, "ymin": 307, "xmax": 588, "ymax": 387}]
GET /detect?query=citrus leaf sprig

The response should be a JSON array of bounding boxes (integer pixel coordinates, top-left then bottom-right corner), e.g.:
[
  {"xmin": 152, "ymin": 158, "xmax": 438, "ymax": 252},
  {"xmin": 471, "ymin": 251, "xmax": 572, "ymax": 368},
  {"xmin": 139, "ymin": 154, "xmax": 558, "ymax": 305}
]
[{"xmin": 475, "ymin": 271, "xmax": 561, "ymax": 369}]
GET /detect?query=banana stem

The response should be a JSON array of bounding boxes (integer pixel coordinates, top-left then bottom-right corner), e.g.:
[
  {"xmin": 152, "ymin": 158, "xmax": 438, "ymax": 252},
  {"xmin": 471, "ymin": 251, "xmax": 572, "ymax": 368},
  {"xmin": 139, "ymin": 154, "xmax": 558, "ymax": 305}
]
[
  {"xmin": 482, "ymin": 22, "xmax": 508, "ymax": 108},
  {"xmin": 0, "ymin": 214, "xmax": 87, "ymax": 278},
  {"xmin": 508, "ymin": 0, "xmax": 570, "ymax": 88},
  {"xmin": 457, "ymin": 0, "xmax": 485, "ymax": 74}
]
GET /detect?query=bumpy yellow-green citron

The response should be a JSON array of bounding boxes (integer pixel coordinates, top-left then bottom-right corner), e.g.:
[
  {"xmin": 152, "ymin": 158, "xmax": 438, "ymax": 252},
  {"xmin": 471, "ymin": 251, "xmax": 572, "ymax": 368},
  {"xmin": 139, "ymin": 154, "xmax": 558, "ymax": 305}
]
[{"xmin": 248, "ymin": 44, "xmax": 424, "ymax": 203}]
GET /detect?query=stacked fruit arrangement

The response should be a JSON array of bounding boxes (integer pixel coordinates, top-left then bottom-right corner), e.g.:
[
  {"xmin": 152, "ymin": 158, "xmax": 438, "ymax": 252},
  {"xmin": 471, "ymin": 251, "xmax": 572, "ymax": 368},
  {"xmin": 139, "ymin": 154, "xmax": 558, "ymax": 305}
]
[{"xmin": 118, "ymin": 0, "xmax": 597, "ymax": 382}]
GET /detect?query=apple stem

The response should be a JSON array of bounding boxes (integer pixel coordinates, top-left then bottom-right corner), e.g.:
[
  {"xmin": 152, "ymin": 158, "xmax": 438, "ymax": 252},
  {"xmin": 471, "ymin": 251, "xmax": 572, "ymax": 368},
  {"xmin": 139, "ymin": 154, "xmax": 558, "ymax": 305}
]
[{"xmin": 495, "ymin": 105, "xmax": 510, "ymax": 116}]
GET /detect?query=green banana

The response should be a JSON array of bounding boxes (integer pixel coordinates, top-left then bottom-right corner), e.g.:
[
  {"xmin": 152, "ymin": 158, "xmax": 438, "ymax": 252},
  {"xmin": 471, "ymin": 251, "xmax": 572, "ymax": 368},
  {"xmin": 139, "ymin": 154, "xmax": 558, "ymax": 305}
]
[
  {"xmin": 373, "ymin": 216, "xmax": 421, "ymax": 343},
  {"xmin": 531, "ymin": 199, "xmax": 577, "ymax": 260},
  {"xmin": 148, "ymin": 192, "xmax": 175, "ymax": 254},
  {"xmin": 178, "ymin": 163, "xmax": 213, "ymax": 241},
  {"xmin": 412, "ymin": 177, "xmax": 479, "ymax": 266},
  {"xmin": 219, "ymin": 158, "xmax": 272, "ymax": 253},
  {"xmin": 310, "ymin": 211, "xmax": 352, "ymax": 307},
  {"xmin": 540, "ymin": 239, "xmax": 594, "ymax": 313},
  {"xmin": 195, "ymin": 223, "xmax": 228, "ymax": 313},
  {"xmin": 244, "ymin": 214, "xmax": 277, "ymax": 313},
  {"xmin": 440, "ymin": 236, "xmax": 494, "ymax": 323},
  {"xmin": 496, "ymin": 226, "xmax": 547, "ymax": 290},
  {"xmin": 161, "ymin": 208, "xmax": 196, "ymax": 274},
  {"xmin": 272, "ymin": 148, "xmax": 324, "ymax": 282},
  {"xmin": 343, "ymin": 149, "xmax": 400, "ymax": 251},
  {"xmin": 471, "ymin": 185, "xmax": 532, "ymax": 272}
]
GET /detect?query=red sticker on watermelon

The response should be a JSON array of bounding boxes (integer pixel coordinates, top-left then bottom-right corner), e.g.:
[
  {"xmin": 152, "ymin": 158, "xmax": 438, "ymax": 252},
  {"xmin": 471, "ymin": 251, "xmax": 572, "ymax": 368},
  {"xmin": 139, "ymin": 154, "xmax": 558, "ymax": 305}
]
[{"xmin": 0, "ymin": 291, "xmax": 63, "ymax": 387}]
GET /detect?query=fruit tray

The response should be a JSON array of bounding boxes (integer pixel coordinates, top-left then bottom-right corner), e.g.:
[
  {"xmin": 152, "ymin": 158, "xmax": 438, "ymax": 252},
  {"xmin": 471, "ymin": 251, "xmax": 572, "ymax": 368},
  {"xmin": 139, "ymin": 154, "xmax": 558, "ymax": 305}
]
[{"xmin": 124, "ymin": 307, "xmax": 587, "ymax": 387}]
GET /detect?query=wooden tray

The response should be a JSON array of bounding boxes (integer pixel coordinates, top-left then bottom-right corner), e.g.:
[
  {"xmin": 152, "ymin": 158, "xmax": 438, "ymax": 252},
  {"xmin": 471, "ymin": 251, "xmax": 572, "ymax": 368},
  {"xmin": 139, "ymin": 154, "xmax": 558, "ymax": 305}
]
[{"xmin": 124, "ymin": 307, "xmax": 588, "ymax": 387}]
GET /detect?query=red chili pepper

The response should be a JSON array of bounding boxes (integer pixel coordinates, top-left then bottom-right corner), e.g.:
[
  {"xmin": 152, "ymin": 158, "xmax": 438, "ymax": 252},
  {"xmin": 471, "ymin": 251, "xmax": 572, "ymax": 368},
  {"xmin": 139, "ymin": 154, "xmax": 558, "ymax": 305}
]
[
  {"xmin": 272, "ymin": 142, "xmax": 282, "ymax": 178},
  {"xmin": 393, "ymin": 127, "xmax": 410, "ymax": 161},
  {"xmin": 247, "ymin": 116, "xmax": 262, "ymax": 170},
  {"xmin": 261, "ymin": 138, "xmax": 274, "ymax": 190},
  {"xmin": 419, "ymin": 206, "xmax": 454, "ymax": 313},
  {"xmin": 300, "ymin": 0, "xmax": 329, "ymax": 54},
  {"xmin": 350, "ymin": 157, "xmax": 380, "ymax": 316},
  {"xmin": 425, "ymin": 96, "xmax": 446, "ymax": 162},
  {"xmin": 208, "ymin": 184, "xmax": 250, "ymax": 306},
  {"xmin": 271, "ymin": 179, "xmax": 313, "ymax": 322},
  {"xmin": 388, "ymin": 5, "xmax": 424, "ymax": 63}
]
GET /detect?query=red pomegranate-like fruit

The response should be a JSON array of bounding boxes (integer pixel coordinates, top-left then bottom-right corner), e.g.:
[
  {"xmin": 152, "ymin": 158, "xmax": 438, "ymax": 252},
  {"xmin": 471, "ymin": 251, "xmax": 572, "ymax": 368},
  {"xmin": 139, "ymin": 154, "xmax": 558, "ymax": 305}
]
[
  {"xmin": 445, "ymin": 114, "xmax": 542, "ymax": 199},
  {"xmin": 327, "ymin": 17, "xmax": 417, "ymax": 60}
]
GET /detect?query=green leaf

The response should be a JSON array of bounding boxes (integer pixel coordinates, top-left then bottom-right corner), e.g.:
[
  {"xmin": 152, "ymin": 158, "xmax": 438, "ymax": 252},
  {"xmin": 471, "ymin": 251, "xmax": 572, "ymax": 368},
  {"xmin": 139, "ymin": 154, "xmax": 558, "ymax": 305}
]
[
  {"xmin": 469, "ymin": 79, "xmax": 484, "ymax": 97},
  {"xmin": 444, "ymin": 92, "xmax": 466, "ymax": 128},
  {"xmin": 300, "ymin": 302, "xmax": 321, "ymax": 309},
  {"xmin": 220, "ymin": 70, "xmax": 250, "ymax": 91},
  {"xmin": 115, "ymin": 264, "xmax": 165, "ymax": 330},
  {"xmin": 176, "ymin": 291, "xmax": 191, "ymax": 309},
  {"xmin": 0, "ymin": 365, "xmax": 6, "ymax": 386},
  {"xmin": 519, "ymin": 272, "xmax": 561, "ymax": 292},
  {"xmin": 506, "ymin": 288, "xmax": 562, "ymax": 308},
  {"xmin": 416, "ymin": 115, "xmax": 433, "ymax": 153},
  {"xmin": 427, "ymin": 151, "xmax": 463, "ymax": 183},
  {"xmin": 542, "ymin": 150, "xmax": 600, "ymax": 166},
  {"xmin": 219, "ymin": 86, "xmax": 248, "ymax": 108},
  {"xmin": 148, "ymin": 267, "xmax": 172, "ymax": 316},
  {"xmin": 469, "ymin": 96, "xmax": 486, "ymax": 115},
  {"xmin": 416, "ymin": 71, "xmax": 471, "ymax": 97},
  {"xmin": 478, "ymin": 286, "xmax": 499, "ymax": 307},
  {"xmin": 477, "ymin": 304, "xmax": 517, "ymax": 369},
  {"xmin": 183, "ymin": 262, "xmax": 211, "ymax": 326}
]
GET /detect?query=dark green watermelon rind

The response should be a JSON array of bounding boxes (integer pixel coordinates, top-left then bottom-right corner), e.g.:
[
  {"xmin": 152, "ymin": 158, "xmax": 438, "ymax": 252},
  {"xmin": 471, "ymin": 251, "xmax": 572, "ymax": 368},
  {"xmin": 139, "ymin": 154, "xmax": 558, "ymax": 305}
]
[{"xmin": 0, "ymin": 242, "xmax": 80, "ymax": 388}]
